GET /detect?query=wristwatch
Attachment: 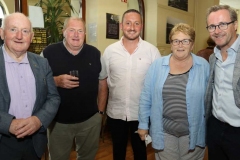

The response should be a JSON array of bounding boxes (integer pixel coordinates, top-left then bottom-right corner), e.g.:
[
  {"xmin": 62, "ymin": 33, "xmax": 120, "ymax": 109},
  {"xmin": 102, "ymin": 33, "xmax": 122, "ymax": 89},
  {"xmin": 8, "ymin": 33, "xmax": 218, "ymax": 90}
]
[{"xmin": 98, "ymin": 111, "xmax": 104, "ymax": 115}]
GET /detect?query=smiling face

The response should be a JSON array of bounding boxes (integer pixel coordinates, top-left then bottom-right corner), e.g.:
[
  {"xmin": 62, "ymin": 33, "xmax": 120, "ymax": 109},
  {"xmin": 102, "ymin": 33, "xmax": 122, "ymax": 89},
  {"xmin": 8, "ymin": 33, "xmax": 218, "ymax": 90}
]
[
  {"xmin": 63, "ymin": 18, "xmax": 85, "ymax": 52},
  {"xmin": 171, "ymin": 32, "xmax": 194, "ymax": 60},
  {"xmin": 207, "ymin": 9, "xmax": 238, "ymax": 50},
  {"xmin": 121, "ymin": 12, "xmax": 142, "ymax": 41},
  {"xmin": 0, "ymin": 13, "xmax": 33, "ymax": 58}
]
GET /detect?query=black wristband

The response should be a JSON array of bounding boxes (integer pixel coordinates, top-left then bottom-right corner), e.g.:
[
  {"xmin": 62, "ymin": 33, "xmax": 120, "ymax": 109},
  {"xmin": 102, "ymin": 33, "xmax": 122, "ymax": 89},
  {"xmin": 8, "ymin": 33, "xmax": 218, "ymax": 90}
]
[{"xmin": 98, "ymin": 111, "xmax": 104, "ymax": 115}]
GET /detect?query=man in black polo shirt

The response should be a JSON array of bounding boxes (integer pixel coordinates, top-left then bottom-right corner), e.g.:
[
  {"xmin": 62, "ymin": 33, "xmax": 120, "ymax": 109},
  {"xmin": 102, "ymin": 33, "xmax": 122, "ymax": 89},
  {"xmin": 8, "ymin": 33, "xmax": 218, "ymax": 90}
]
[{"xmin": 42, "ymin": 17, "xmax": 102, "ymax": 160}]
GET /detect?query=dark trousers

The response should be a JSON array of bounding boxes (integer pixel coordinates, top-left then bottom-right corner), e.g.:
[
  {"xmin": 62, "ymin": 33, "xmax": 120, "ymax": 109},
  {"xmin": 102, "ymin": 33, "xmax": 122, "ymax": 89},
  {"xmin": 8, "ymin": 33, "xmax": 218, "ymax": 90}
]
[
  {"xmin": 207, "ymin": 115, "xmax": 240, "ymax": 160},
  {"xmin": 108, "ymin": 116, "xmax": 147, "ymax": 160},
  {"xmin": 0, "ymin": 134, "xmax": 40, "ymax": 160}
]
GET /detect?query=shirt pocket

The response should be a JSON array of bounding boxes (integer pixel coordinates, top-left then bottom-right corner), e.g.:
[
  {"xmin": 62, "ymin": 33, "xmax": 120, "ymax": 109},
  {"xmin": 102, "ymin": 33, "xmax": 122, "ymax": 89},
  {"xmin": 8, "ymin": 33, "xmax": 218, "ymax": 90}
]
[{"xmin": 136, "ymin": 58, "xmax": 151, "ymax": 74}]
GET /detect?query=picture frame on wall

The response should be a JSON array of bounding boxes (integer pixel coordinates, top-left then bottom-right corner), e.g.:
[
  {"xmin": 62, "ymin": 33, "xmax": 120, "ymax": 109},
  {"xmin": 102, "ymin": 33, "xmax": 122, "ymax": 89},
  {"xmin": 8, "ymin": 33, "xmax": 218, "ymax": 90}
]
[
  {"xmin": 168, "ymin": 0, "xmax": 188, "ymax": 12},
  {"xmin": 166, "ymin": 17, "xmax": 186, "ymax": 44},
  {"xmin": 106, "ymin": 13, "xmax": 120, "ymax": 39}
]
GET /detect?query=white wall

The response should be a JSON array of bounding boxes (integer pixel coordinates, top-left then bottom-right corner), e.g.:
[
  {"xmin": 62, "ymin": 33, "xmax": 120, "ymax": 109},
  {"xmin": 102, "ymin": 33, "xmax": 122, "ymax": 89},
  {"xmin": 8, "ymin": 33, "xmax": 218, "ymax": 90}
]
[
  {"xmin": 144, "ymin": 0, "xmax": 158, "ymax": 46},
  {"xmin": 86, "ymin": 0, "xmax": 127, "ymax": 54},
  {"xmin": 143, "ymin": 0, "xmax": 219, "ymax": 55},
  {"xmin": 23, "ymin": 0, "xmax": 223, "ymax": 55},
  {"xmin": 238, "ymin": 10, "xmax": 240, "ymax": 34},
  {"xmin": 2, "ymin": 0, "xmax": 14, "ymax": 13}
]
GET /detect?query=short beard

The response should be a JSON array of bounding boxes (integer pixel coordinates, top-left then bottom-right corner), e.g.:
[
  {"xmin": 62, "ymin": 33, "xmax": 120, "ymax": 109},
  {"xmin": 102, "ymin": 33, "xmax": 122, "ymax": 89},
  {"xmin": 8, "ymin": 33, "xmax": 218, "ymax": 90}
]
[{"xmin": 123, "ymin": 32, "xmax": 140, "ymax": 41}]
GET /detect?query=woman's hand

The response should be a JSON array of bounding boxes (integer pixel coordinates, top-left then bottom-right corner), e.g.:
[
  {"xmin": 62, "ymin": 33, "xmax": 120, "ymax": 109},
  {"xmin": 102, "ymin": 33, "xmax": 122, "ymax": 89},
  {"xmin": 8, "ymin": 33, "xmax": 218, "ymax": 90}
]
[{"xmin": 137, "ymin": 129, "xmax": 148, "ymax": 141}]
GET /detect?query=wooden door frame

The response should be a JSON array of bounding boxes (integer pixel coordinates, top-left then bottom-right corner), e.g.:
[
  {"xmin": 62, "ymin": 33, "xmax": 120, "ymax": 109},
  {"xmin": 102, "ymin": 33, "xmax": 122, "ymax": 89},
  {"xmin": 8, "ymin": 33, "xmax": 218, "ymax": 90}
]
[
  {"xmin": 138, "ymin": 0, "xmax": 145, "ymax": 39},
  {"xmin": 15, "ymin": 0, "xmax": 28, "ymax": 16},
  {"xmin": 82, "ymin": 0, "xmax": 86, "ymax": 21}
]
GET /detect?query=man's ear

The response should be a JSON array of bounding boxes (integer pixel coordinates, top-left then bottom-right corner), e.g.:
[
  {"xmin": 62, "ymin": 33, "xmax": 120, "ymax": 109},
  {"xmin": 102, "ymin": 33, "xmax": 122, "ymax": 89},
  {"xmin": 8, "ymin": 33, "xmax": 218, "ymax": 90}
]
[
  {"xmin": 120, "ymin": 23, "xmax": 123, "ymax": 31},
  {"xmin": 0, "ymin": 28, "xmax": 4, "ymax": 40},
  {"xmin": 234, "ymin": 21, "xmax": 238, "ymax": 31},
  {"xmin": 63, "ymin": 29, "xmax": 66, "ymax": 37}
]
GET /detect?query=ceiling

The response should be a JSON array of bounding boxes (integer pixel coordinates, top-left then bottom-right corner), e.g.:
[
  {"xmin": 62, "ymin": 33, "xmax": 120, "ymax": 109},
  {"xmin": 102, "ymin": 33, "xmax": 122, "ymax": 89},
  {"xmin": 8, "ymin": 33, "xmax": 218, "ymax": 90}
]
[{"xmin": 220, "ymin": 0, "xmax": 240, "ymax": 10}]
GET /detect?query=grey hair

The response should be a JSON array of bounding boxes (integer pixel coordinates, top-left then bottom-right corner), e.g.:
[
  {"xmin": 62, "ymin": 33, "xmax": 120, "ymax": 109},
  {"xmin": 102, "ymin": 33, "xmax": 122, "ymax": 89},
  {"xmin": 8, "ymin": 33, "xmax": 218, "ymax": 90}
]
[{"xmin": 63, "ymin": 17, "xmax": 86, "ymax": 31}]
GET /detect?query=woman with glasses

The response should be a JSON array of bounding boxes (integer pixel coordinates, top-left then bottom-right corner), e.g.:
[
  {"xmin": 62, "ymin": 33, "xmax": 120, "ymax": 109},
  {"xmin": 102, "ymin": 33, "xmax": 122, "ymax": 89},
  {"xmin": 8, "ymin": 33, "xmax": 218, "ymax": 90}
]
[{"xmin": 137, "ymin": 23, "xmax": 209, "ymax": 160}]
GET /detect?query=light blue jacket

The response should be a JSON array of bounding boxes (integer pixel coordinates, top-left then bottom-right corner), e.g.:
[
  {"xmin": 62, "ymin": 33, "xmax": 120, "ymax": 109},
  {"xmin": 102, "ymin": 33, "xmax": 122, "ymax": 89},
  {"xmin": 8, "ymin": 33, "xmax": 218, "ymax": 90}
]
[{"xmin": 138, "ymin": 53, "xmax": 209, "ymax": 150}]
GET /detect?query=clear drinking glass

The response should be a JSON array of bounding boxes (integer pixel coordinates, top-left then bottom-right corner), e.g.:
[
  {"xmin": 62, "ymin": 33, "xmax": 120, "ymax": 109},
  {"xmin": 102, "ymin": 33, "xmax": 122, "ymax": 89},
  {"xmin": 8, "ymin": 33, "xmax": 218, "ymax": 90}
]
[{"xmin": 69, "ymin": 70, "xmax": 79, "ymax": 77}]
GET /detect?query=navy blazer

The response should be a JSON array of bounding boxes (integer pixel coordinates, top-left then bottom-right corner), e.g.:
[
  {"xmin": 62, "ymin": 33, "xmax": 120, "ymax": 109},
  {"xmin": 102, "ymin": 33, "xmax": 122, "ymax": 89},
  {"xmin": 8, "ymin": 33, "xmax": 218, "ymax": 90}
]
[
  {"xmin": 0, "ymin": 47, "xmax": 60, "ymax": 158},
  {"xmin": 205, "ymin": 45, "xmax": 240, "ymax": 121}
]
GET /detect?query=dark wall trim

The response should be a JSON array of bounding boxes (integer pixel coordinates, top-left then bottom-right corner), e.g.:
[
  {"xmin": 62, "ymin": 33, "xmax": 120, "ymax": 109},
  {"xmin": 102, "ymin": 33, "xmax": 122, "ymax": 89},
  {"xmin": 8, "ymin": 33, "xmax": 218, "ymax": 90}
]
[
  {"xmin": 15, "ymin": 0, "xmax": 28, "ymax": 16},
  {"xmin": 138, "ymin": 0, "xmax": 145, "ymax": 39}
]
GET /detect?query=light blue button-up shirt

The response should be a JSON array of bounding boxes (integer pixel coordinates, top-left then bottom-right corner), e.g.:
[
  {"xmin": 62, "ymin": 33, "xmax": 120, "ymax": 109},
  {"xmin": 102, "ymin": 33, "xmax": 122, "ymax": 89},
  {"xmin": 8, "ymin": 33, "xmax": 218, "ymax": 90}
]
[
  {"xmin": 212, "ymin": 35, "xmax": 240, "ymax": 127},
  {"xmin": 138, "ymin": 53, "xmax": 209, "ymax": 150}
]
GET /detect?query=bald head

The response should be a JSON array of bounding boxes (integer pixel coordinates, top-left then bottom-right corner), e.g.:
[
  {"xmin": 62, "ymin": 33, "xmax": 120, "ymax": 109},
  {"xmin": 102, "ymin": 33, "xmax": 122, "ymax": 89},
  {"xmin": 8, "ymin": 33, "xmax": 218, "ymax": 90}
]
[
  {"xmin": 1, "ymin": 12, "xmax": 33, "ymax": 32},
  {"xmin": 0, "ymin": 12, "xmax": 34, "ymax": 59}
]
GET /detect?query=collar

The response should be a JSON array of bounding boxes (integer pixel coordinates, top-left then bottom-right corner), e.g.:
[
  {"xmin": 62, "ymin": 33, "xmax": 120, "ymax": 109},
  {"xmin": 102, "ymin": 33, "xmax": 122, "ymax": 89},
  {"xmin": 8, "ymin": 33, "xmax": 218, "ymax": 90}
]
[
  {"xmin": 214, "ymin": 34, "xmax": 240, "ymax": 55},
  {"xmin": 63, "ymin": 38, "xmax": 83, "ymax": 56},
  {"xmin": 162, "ymin": 53, "xmax": 201, "ymax": 66},
  {"xmin": 120, "ymin": 36, "xmax": 142, "ymax": 46},
  {"xmin": 2, "ymin": 45, "xmax": 28, "ymax": 64}
]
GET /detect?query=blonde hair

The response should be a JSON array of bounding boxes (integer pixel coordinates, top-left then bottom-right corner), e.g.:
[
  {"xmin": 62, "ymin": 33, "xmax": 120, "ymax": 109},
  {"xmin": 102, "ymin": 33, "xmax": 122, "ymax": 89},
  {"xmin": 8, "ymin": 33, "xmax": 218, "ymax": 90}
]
[{"xmin": 169, "ymin": 23, "xmax": 195, "ymax": 42}]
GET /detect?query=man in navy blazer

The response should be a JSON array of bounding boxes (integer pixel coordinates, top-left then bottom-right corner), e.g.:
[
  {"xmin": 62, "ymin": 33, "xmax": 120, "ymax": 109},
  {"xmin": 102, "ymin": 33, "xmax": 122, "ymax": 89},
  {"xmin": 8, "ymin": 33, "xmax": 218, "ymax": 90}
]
[{"xmin": 0, "ymin": 13, "xmax": 60, "ymax": 159}]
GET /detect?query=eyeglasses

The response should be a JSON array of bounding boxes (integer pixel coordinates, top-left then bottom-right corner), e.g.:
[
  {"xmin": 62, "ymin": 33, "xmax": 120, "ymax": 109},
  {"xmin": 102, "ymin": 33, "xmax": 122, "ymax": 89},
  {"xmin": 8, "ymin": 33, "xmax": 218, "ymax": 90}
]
[
  {"xmin": 67, "ymin": 28, "xmax": 85, "ymax": 34},
  {"xmin": 171, "ymin": 39, "xmax": 192, "ymax": 46},
  {"xmin": 206, "ymin": 21, "xmax": 235, "ymax": 32},
  {"xmin": 8, "ymin": 28, "xmax": 31, "ymax": 36}
]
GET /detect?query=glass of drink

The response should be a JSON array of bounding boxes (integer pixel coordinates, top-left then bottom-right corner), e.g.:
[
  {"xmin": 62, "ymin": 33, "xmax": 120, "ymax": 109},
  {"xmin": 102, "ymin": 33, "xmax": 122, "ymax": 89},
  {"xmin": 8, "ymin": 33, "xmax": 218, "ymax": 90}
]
[{"xmin": 69, "ymin": 70, "xmax": 79, "ymax": 77}]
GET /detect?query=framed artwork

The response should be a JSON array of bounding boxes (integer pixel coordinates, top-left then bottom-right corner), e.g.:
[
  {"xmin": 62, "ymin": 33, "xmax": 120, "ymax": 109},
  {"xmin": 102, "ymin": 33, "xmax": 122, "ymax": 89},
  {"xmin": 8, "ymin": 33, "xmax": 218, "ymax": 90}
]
[
  {"xmin": 166, "ymin": 17, "xmax": 186, "ymax": 44},
  {"xmin": 168, "ymin": 0, "xmax": 188, "ymax": 12},
  {"xmin": 106, "ymin": 13, "xmax": 120, "ymax": 39}
]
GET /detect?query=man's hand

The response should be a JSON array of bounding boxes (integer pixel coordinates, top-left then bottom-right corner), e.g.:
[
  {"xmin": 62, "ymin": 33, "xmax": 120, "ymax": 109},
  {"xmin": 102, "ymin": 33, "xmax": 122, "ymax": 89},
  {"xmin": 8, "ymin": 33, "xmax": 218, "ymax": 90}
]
[
  {"xmin": 9, "ymin": 119, "xmax": 22, "ymax": 135},
  {"xmin": 13, "ymin": 116, "xmax": 42, "ymax": 138},
  {"xmin": 54, "ymin": 74, "xmax": 79, "ymax": 89},
  {"xmin": 137, "ymin": 129, "xmax": 148, "ymax": 141}
]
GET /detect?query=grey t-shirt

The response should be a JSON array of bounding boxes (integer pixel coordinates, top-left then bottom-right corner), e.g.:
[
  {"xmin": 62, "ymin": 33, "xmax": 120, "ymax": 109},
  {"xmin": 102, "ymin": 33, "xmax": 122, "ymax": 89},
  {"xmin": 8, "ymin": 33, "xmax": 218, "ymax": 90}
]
[{"xmin": 162, "ymin": 70, "xmax": 190, "ymax": 137}]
